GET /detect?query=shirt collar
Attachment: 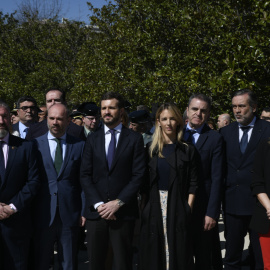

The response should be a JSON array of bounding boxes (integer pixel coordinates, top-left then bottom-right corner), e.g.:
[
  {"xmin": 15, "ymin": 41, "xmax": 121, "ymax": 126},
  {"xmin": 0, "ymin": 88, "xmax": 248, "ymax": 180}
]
[
  {"xmin": 19, "ymin": 121, "xmax": 28, "ymax": 131},
  {"xmin": 104, "ymin": 123, "xmax": 122, "ymax": 134},
  {"xmin": 186, "ymin": 122, "xmax": 205, "ymax": 134},
  {"xmin": 238, "ymin": 116, "xmax": 256, "ymax": 128},
  {"xmin": 47, "ymin": 131, "xmax": 67, "ymax": 141}
]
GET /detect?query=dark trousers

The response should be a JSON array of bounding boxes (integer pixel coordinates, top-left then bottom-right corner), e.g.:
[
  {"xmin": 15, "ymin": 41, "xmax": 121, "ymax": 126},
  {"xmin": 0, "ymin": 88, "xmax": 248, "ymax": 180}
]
[
  {"xmin": 192, "ymin": 224, "xmax": 216, "ymax": 270},
  {"xmin": 0, "ymin": 223, "xmax": 30, "ymax": 270},
  {"xmin": 86, "ymin": 218, "xmax": 135, "ymax": 270},
  {"xmin": 224, "ymin": 213, "xmax": 263, "ymax": 270},
  {"xmin": 33, "ymin": 211, "xmax": 80, "ymax": 270}
]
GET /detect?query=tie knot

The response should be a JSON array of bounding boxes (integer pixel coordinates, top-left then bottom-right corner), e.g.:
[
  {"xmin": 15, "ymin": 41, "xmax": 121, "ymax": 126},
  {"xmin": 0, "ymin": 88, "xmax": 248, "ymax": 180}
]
[
  {"xmin": 109, "ymin": 129, "xmax": 115, "ymax": 135},
  {"xmin": 241, "ymin": 126, "xmax": 250, "ymax": 133},
  {"xmin": 189, "ymin": 129, "xmax": 197, "ymax": 135},
  {"xmin": 53, "ymin": 138, "xmax": 61, "ymax": 144}
]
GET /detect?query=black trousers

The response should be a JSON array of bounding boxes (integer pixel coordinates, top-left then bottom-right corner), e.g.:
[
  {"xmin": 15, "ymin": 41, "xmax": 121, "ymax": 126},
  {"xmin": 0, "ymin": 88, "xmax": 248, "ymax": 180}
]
[
  {"xmin": 223, "ymin": 213, "xmax": 263, "ymax": 270},
  {"xmin": 192, "ymin": 222, "xmax": 216, "ymax": 270},
  {"xmin": 86, "ymin": 218, "xmax": 135, "ymax": 270}
]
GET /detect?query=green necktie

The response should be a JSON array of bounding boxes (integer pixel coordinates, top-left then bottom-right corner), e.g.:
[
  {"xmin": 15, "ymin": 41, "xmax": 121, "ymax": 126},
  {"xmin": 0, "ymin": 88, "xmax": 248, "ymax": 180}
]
[{"xmin": 54, "ymin": 138, "xmax": 63, "ymax": 174}]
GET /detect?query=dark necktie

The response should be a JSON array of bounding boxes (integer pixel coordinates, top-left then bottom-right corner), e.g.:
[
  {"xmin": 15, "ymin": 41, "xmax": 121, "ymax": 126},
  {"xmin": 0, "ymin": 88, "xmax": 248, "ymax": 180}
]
[
  {"xmin": 186, "ymin": 129, "xmax": 196, "ymax": 145},
  {"xmin": 54, "ymin": 138, "xmax": 63, "ymax": 174},
  {"xmin": 0, "ymin": 141, "xmax": 6, "ymax": 184},
  {"xmin": 107, "ymin": 129, "xmax": 116, "ymax": 169},
  {"xmin": 240, "ymin": 126, "xmax": 250, "ymax": 154}
]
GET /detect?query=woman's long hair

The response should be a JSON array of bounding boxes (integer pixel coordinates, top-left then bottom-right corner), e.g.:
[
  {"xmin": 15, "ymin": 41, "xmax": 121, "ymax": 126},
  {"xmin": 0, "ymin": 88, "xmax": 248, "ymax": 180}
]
[{"xmin": 150, "ymin": 103, "xmax": 184, "ymax": 158}]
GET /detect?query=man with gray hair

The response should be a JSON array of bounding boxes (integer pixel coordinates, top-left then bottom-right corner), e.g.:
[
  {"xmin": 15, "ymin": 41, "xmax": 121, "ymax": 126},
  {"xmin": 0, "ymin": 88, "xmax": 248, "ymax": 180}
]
[
  {"xmin": 0, "ymin": 100, "xmax": 40, "ymax": 269},
  {"xmin": 220, "ymin": 89, "xmax": 270, "ymax": 269}
]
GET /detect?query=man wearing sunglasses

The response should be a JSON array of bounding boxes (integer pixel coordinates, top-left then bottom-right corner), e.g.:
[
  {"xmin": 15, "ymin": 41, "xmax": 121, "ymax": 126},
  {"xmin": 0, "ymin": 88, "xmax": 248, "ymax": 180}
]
[{"xmin": 12, "ymin": 96, "xmax": 39, "ymax": 139}]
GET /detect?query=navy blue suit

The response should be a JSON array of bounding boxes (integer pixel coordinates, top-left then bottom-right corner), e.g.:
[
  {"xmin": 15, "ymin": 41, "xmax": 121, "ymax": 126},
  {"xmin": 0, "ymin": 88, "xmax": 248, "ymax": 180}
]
[
  {"xmin": 185, "ymin": 124, "xmax": 224, "ymax": 269},
  {"xmin": 0, "ymin": 135, "xmax": 40, "ymax": 270},
  {"xmin": 80, "ymin": 125, "xmax": 146, "ymax": 270},
  {"xmin": 32, "ymin": 133, "xmax": 85, "ymax": 270},
  {"xmin": 220, "ymin": 118, "xmax": 270, "ymax": 269}
]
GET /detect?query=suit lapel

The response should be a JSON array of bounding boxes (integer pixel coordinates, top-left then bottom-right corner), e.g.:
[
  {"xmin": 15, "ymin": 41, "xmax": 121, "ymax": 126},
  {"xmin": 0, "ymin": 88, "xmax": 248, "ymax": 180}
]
[
  {"xmin": 38, "ymin": 134, "xmax": 58, "ymax": 178},
  {"xmin": 195, "ymin": 124, "xmax": 210, "ymax": 150},
  {"xmin": 244, "ymin": 119, "xmax": 264, "ymax": 156},
  {"xmin": 109, "ymin": 126, "xmax": 130, "ymax": 171},
  {"xmin": 3, "ymin": 135, "xmax": 19, "ymax": 186},
  {"xmin": 58, "ymin": 134, "xmax": 73, "ymax": 177}
]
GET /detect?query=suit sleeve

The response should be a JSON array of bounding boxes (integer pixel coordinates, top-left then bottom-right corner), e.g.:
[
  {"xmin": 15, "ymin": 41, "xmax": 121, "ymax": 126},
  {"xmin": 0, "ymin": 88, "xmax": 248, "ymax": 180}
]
[
  {"xmin": 9, "ymin": 141, "xmax": 41, "ymax": 211},
  {"xmin": 80, "ymin": 135, "xmax": 104, "ymax": 206},
  {"xmin": 116, "ymin": 134, "xmax": 146, "ymax": 203},
  {"xmin": 251, "ymin": 139, "xmax": 268, "ymax": 195},
  {"xmin": 206, "ymin": 134, "xmax": 224, "ymax": 220}
]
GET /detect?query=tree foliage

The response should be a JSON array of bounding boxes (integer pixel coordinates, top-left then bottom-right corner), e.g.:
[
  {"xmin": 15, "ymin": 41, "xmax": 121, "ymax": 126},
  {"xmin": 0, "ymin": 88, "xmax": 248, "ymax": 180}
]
[
  {"xmin": 73, "ymin": 0, "xmax": 270, "ymax": 114},
  {"xmin": 1, "ymin": 0, "xmax": 270, "ymax": 116},
  {"xmin": 0, "ymin": 12, "xmax": 86, "ymax": 107}
]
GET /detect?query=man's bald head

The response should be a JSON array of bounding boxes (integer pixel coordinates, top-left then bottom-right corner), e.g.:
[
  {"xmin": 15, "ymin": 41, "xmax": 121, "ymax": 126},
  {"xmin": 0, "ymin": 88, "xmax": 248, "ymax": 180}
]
[{"xmin": 217, "ymin": 113, "xmax": 231, "ymax": 129}]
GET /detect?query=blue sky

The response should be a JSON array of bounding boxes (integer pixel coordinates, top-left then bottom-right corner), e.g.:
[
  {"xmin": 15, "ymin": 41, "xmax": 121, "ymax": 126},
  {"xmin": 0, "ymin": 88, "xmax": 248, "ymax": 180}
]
[{"xmin": 0, "ymin": 0, "xmax": 115, "ymax": 23}]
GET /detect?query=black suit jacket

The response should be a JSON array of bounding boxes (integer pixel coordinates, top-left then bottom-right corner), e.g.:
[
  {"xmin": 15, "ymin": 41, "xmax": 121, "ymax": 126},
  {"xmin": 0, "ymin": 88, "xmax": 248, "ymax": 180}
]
[
  {"xmin": 184, "ymin": 125, "xmax": 224, "ymax": 220},
  {"xmin": 250, "ymin": 138, "xmax": 270, "ymax": 234},
  {"xmin": 0, "ymin": 135, "xmax": 40, "ymax": 230},
  {"xmin": 25, "ymin": 119, "xmax": 86, "ymax": 141},
  {"xmin": 80, "ymin": 125, "xmax": 146, "ymax": 220},
  {"xmin": 220, "ymin": 118, "xmax": 270, "ymax": 215}
]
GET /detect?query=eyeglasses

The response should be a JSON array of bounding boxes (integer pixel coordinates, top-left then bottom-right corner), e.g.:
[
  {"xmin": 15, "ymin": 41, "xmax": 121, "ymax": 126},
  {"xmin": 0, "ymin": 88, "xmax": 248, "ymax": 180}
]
[
  {"xmin": 19, "ymin": 106, "xmax": 37, "ymax": 111},
  {"xmin": 261, "ymin": 116, "xmax": 270, "ymax": 121}
]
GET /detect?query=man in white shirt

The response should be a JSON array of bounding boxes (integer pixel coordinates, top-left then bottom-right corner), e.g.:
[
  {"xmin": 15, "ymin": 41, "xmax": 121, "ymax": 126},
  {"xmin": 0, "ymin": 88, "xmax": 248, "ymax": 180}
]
[
  {"xmin": 12, "ymin": 96, "xmax": 39, "ymax": 138},
  {"xmin": 220, "ymin": 89, "xmax": 270, "ymax": 269},
  {"xmin": 0, "ymin": 100, "xmax": 40, "ymax": 270},
  {"xmin": 80, "ymin": 92, "xmax": 146, "ymax": 270}
]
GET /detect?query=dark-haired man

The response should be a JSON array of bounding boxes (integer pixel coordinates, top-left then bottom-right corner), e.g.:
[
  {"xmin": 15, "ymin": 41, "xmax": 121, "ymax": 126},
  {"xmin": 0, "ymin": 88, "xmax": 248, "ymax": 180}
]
[
  {"xmin": 260, "ymin": 107, "xmax": 270, "ymax": 122},
  {"xmin": 220, "ymin": 89, "xmax": 270, "ymax": 269},
  {"xmin": 184, "ymin": 93, "xmax": 224, "ymax": 270},
  {"xmin": 12, "ymin": 96, "xmax": 39, "ymax": 139},
  {"xmin": 80, "ymin": 92, "xmax": 146, "ymax": 270},
  {"xmin": 26, "ymin": 88, "xmax": 85, "ymax": 140}
]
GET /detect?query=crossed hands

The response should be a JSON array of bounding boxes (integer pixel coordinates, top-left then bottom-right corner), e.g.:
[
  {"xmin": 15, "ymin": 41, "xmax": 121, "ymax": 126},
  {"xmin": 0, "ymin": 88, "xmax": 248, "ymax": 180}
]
[
  {"xmin": 0, "ymin": 203, "xmax": 14, "ymax": 220},
  {"xmin": 97, "ymin": 200, "xmax": 120, "ymax": 221}
]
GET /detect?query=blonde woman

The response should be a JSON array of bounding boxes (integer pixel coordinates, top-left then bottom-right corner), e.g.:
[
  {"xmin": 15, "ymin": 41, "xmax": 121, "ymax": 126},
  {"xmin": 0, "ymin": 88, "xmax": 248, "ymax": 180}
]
[{"xmin": 139, "ymin": 103, "xmax": 198, "ymax": 270}]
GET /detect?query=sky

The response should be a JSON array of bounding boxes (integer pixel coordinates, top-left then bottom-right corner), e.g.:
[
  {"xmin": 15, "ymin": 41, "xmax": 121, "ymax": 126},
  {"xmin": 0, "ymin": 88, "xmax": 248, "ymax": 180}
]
[{"xmin": 0, "ymin": 0, "xmax": 115, "ymax": 23}]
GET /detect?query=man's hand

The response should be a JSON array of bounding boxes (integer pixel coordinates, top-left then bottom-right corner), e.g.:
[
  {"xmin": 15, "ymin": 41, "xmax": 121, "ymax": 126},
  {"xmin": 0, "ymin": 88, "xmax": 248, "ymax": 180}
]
[
  {"xmin": 203, "ymin": 215, "xmax": 216, "ymax": 231},
  {"xmin": 97, "ymin": 200, "xmax": 120, "ymax": 220},
  {"xmin": 80, "ymin": 216, "xmax": 86, "ymax": 227},
  {"xmin": 266, "ymin": 209, "xmax": 270, "ymax": 220},
  {"xmin": 0, "ymin": 203, "xmax": 12, "ymax": 220}
]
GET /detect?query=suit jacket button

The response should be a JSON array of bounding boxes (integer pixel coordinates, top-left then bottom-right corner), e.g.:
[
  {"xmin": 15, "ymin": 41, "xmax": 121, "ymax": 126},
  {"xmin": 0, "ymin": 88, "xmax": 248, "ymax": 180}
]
[{"xmin": 54, "ymin": 193, "xmax": 57, "ymax": 196}]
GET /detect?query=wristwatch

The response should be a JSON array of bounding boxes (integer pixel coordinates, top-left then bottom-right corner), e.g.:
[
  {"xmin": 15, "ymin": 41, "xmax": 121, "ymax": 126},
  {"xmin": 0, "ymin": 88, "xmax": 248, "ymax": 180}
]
[{"xmin": 116, "ymin": 199, "xmax": 125, "ymax": 207}]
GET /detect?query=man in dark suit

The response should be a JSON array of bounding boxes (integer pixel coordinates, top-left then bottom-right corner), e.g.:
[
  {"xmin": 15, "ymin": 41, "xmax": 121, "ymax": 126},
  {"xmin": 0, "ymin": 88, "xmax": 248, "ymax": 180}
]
[
  {"xmin": 183, "ymin": 93, "xmax": 224, "ymax": 270},
  {"xmin": 220, "ymin": 89, "xmax": 270, "ymax": 270},
  {"xmin": 32, "ymin": 103, "xmax": 85, "ymax": 270},
  {"xmin": 0, "ymin": 100, "xmax": 40, "ymax": 270},
  {"xmin": 26, "ymin": 88, "xmax": 85, "ymax": 141},
  {"xmin": 80, "ymin": 92, "xmax": 146, "ymax": 270},
  {"xmin": 12, "ymin": 96, "xmax": 39, "ymax": 138}
]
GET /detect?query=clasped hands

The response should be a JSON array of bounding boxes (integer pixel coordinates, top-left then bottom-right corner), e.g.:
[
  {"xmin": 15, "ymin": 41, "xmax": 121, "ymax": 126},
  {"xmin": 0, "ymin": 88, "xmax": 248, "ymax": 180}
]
[
  {"xmin": 97, "ymin": 200, "xmax": 120, "ymax": 221},
  {"xmin": 0, "ymin": 203, "xmax": 14, "ymax": 220}
]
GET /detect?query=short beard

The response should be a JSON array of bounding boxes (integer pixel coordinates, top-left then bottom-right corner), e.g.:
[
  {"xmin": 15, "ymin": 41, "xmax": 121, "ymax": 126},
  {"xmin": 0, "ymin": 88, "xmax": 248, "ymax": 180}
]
[{"xmin": 0, "ymin": 129, "xmax": 8, "ymax": 139}]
